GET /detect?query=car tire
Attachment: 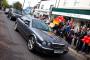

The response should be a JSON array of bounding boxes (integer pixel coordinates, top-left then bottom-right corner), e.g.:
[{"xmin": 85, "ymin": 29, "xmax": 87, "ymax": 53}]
[
  {"xmin": 7, "ymin": 15, "xmax": 9, "ymax": 18},
  {"xmin": 27, "ymin": 36, "xmax": 35, "ymax": 51},
  {"xmin": 9, "ymin": 16, "xmax": 12, "ymax": 20},
  {"xmin": 14, "ymin": 23, "xmax": 18, "ymax": 31},
  {"xmin": 10, "ymin": 17, "xmax": 13, "ymax": 20}
]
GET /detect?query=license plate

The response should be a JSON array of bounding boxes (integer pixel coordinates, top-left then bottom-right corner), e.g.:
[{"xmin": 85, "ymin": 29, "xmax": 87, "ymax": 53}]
[{"xmin": 54, "ymin": 50, "xmax": 63, "ymax": 53}]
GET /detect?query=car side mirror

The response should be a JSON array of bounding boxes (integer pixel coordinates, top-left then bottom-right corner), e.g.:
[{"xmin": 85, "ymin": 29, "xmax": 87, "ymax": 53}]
[
  {"xmin": 24, "ymin": 20, "xmax": 30, "ymax": 26},
  {"xmin": 19, "ymin": 17, "xmax": 23, "ymax": 20}
]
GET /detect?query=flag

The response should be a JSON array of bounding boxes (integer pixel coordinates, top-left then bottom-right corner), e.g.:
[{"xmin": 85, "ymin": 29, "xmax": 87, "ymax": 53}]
[
  {"xmin": 53, "ymin": 16, "xmax": 65, "ymax": 25},
  {"xmin": 82, "ymin": 36, "xmax": 90, "ymax": 44}
]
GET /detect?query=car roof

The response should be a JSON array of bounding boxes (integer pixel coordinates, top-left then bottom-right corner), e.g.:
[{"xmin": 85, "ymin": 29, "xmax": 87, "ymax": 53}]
[{"xmin": 22, "ymin": 15, "xmax": 40, "ymax": 21}]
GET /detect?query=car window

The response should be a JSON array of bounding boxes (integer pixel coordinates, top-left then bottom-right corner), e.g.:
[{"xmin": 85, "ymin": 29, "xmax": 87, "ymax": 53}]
[
  {"xmin": 32, "ymin": 19, "xmax": 52, "ymax": 32},
  {"xmin": 21, "ymin": 16, "xmax": 28, "ymax": 21},
  {"xmin": 24, "ymin": 20, "xmax": 30, "ymax": 26},
  {"xmin": 14, "ymin": 10, "xmax": 22, "ymax": 15}
]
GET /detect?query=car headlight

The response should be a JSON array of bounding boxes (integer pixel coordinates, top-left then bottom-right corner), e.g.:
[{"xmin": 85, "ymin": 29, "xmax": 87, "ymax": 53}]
[
  {"xmin": 65, "ymin": 44, "xmax": 68, "ymax": 48},
  {"xmin": 42, "ymin": 41, "xmax": 52, "ymax": 47},
  {"xmin": 47, "ymin": 42, "xmax": 52, "ymax": 47},
  {"xmin": 42, "ymin": 41, "xmax": 47, "ymax": 46}
]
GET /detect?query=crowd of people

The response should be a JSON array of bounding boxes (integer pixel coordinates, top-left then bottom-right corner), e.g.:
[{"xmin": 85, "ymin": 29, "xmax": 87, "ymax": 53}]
[{"xmin": 50, "ymin": 17, "xmax": 90, "ymax": 54}]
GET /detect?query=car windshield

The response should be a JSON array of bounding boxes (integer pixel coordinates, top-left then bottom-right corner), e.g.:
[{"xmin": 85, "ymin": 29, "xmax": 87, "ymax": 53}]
[
  {"xmin": 14, "ymin": 10, "xmax": 22, "ymax": 15},
  {"xmin": 32, "ymin": 19, "xmax": 52, "ymax": 32}
]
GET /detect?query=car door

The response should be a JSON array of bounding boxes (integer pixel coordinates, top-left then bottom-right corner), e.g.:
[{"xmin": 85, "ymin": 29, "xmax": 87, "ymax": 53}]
[
  {"xmin": 22, "ymin": 20, "xmax": 31, "ymax": 39},
  {"xmin": 16, "ymin": 17, "xmax": 25, "ymax": 33},
  {"xmin": 17, "ymin": 16, "xmax": 29, "ymax": 33},
  {"xmin": 17, "ymin": 18, "xmax": 30, "ymax": 39}
]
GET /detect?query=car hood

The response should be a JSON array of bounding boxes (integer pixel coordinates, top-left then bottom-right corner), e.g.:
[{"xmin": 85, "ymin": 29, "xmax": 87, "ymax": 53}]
[
  {"xmin": 13, "ymin": 13, "xmax": 22, "ymax": 17},
  {"xmin": 31, "ymin": 28, "xmax": 67, "ymax": 44}
]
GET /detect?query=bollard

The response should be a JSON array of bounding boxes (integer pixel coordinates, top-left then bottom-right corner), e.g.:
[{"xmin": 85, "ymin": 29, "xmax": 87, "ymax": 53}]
[
  {"xmin": 71, "ymin": 38, "xmax": 75, "ymax": 48},
  {"xmin": 81, "ymin": 42, "xmax": 85, "ymax": 52},
  {"xmin": 76, "ymin": 38, "xmax": 79, "ymax": 48}
]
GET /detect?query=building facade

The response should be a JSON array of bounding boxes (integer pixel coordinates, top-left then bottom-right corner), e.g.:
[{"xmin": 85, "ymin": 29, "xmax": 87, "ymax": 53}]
[
  {"xmin": 56, "ymin": 0, "xmax": 90, "ymax": 9},
  {"xmin": 33, "ymin": 0, "xmax": 55, "ymax": 18},
  {"xmin": 52, "ymin": 0, "xmax": 90, "ymax": 19},
  {"xmin": 51, "ymin": 0, "xmax": 90, "ymax": 28}
]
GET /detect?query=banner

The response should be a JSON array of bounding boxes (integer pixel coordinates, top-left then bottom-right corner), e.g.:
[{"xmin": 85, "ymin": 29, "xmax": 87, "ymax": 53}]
[{"xmin": 53, "ymin": 16, "xmax": 65, "ymax": 25}]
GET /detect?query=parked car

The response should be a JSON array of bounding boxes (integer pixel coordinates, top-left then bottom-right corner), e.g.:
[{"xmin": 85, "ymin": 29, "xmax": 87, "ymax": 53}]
[
  {"xmin": 5, "ymin": 8, "xmax": 9, "ymax": 14},
  {"xmin": 14, "ymin": 15, "xmax": 69, "ymax": 55},
  {"xmin": 8, "ymin": 8, "xmax": 23, "ymax": 21}
]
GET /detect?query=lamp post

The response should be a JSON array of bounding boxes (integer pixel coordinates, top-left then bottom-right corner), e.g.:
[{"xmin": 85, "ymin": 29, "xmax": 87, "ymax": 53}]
[
  {"xmin": 23, "ymin": 0, "xmax": 25, "ymax": 9},
  {"xmin": 21, "ymin": 0, "xmax": 25, "ymax": 14},
  {"xmin": 57, "ymin": 0, "xmax": 60, "ymax": 8},
  {"xmin": 28, "ymin": 1, "xmax": 30, "ymax": 7},
  {"xmin": 55, "ymin": 0, "xmax": 57, "ymax": 8}
]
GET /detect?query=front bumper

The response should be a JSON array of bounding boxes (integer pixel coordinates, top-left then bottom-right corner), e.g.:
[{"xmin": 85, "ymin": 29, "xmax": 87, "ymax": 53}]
[{"xmin": 35, "ymin": 43, "xmax": 69, "ymax": 55}]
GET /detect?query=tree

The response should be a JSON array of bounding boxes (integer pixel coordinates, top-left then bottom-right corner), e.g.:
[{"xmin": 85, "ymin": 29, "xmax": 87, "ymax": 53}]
[
  {"xmin": 13, "ymin": 2, "xmax": 22, "ymax": 10},
  {"xmin": 2, "ymin": 0, "xmax": 9, "ymax": 8}
]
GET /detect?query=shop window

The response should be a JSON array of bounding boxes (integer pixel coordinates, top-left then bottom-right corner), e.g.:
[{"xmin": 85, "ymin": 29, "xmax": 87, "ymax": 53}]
[
  {"xmin": 49, "ymin": 5, "xmax": 54, "ymax": 11},
  {"xmin": 41, "ymin": 5, "xmax": 44, "ymax": 9},
  {"xmin": 63, "ymin": 0, "xmax": 66, "ymax": 6},
  {"xmin": 74, "ymin": 0, "xmax": 80, "ymax": 6},
  {"xmin": 89, "ymin": 3, "xmax": 90, "ymax": 6},
  {"xmin": 63, "ymin": 0, "xmax": 76, "ymax": 6}
]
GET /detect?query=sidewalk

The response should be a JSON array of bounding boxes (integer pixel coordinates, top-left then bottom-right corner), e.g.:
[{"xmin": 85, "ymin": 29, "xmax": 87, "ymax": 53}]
[
  {"xmin": 84, "ymin": 54, "xmax": 90, "ymax": 60},
  {"xmin": 62, "ymin": 35, "xmax": 90, "ymax": 60},
  {"xmin": 68, "ymin": 47, "xmax": 86, "ymax": 60},
  {"xmin": 68, "ymin": 46, "xmax": 90, "ymax": 60},
  {"xmin": 0, "ymin": 10, "xmax": 3, "ymax": 14}
]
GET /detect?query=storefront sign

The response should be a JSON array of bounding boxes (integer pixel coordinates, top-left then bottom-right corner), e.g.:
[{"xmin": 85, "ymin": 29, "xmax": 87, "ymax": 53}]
[{"xmin": 52, "ymin": 11, "xmax": 90, "ymax": 20}]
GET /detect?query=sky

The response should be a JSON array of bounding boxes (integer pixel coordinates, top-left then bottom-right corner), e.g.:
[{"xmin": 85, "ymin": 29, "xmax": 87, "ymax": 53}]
[{"xmin": 7, "ymin": 0, "xmax": 40, "ymax": 8}]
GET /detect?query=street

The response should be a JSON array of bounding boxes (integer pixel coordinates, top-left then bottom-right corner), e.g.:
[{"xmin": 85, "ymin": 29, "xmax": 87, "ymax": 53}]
[{"xmin": 0, "ymin": 11, "xmax": 86, "ymax": 60}]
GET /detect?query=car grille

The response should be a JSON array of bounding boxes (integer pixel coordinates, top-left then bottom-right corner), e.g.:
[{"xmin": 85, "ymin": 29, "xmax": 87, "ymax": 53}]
[{"xmin": 51, "ymin": 43, "xmax": 65, "ymax": 49}]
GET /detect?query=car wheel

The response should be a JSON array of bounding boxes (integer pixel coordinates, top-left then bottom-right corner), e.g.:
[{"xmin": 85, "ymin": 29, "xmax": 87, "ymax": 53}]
[
  {"xmin": 27, "ymin": 36, "xmax": 35, "ymax": 51},
  {"xmin": 7, "ymin": 15, "xmax": 9, "ymax": 18},
  {"xmin": 14, "ymin": 23, "xmax": 18, "ymax": 31},
  {"xmin": 9, "ymin": 16, "xmax": 12, "ymax": 20},
  {"xmin": 11, "ymin": 17, "xmax": 16, "ymax": 21},
  {"xmin": 10, "ymin": 17, "xmax": 13, "ymax": 20}
]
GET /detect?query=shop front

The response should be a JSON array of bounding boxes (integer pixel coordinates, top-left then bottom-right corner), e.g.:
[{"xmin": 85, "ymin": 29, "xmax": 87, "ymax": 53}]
[
  {"xmin": 51, "ymin": 8, "xmax": 90, "ymax": 28},
  {"xmin": 50, "ymin": 8, "xmax": 90, "ymax": 54}
]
